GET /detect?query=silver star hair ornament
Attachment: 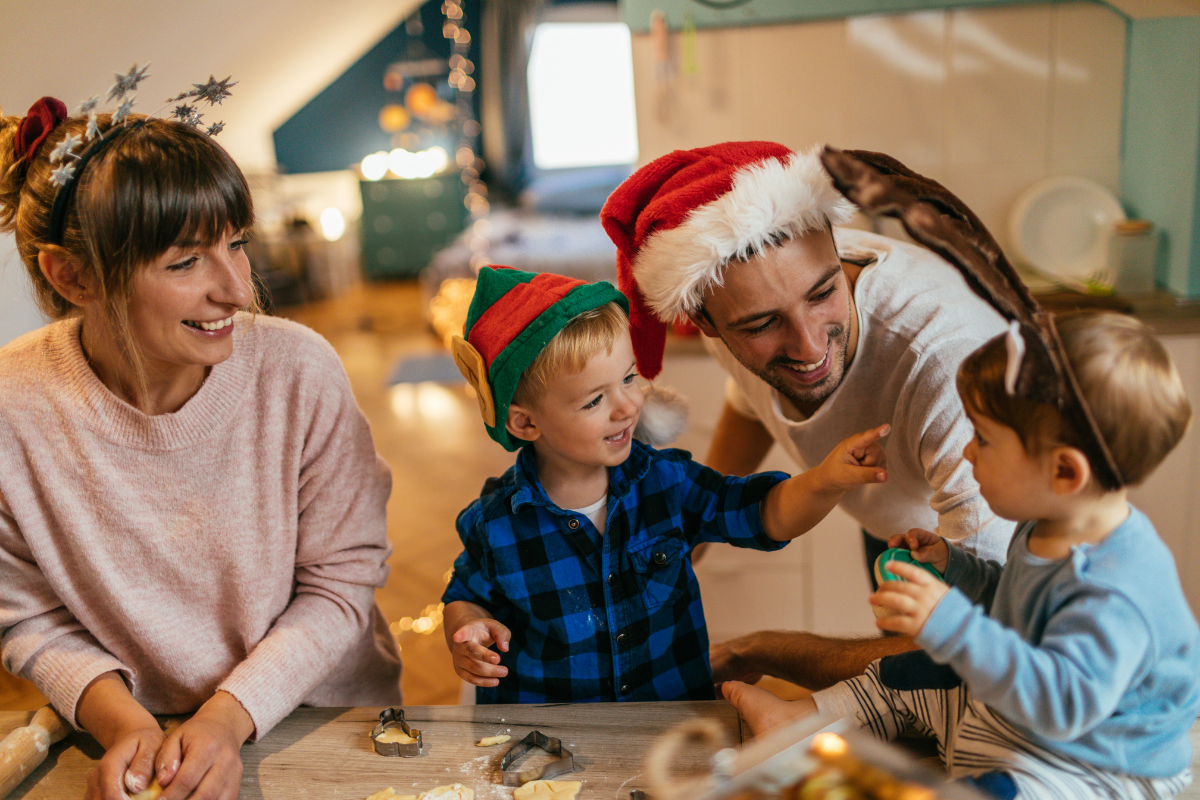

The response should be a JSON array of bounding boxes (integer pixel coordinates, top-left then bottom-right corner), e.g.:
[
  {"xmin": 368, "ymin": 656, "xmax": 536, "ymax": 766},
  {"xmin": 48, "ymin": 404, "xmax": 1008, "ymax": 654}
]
[
  {"xmin": 49, "ymin": 162, "xmax": 77, "ymax": 188},
  {"xmin": 49, "ymin": 134, "xmax": 83, "ymax": 164},
  {"xmin": 111, "ymin": 98, "xmax": 136, "ymax": 125},
  {"xmin": 205, "ymin": 121, "xmax": 225, "ymax": 136},
  {"xmin": 78, "ymin": 96, "xmax": 99, "ymax": 114},
  {"xmin": 85, "ymin": 113, "xmax": 100, "ymax": 141},
  {"xmin": 193, "ymin": 75, "xmax": 237, "ymax": 105},
  {"xmin": 107, "ymin": 63, "xmax": 150, "ymax": 102},
  {"xmin": 171, "ymin": 103, "xmax": 197, "ymax": 122}
]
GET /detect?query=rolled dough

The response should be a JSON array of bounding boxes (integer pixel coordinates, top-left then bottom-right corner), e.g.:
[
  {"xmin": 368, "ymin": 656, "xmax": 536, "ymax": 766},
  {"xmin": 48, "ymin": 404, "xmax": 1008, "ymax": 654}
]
[
  {"xmin": 419, "ymin": 783, "xmax": 474, "ymax": 800},
  {"xmin": 128, "ymin": 778, "xmax": 163, "ymax": 800},
  {"xmin": 365, "ymin": 789, "xmax": 417, "ymax": 800},
  {"xmin": 374, "ymin": 729, "xmax": 419, "ymax": 745},
  {"xmin": 476, "ymin": 734, "xmax": 511, "ymax": 747},
  {"xmin": 513, "ymin": 780, "xmax": 583, "ymax": 800}
]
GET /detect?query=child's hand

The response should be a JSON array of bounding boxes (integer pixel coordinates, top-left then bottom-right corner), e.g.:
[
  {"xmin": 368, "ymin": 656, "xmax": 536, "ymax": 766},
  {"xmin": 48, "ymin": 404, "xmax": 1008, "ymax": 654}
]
[
  {"xmin": 451, "ymin": 618, "xmax": 512, "ymax": 687},
  {"xmin": 871, "ymin": 561, "xmax": 949, "ymax": 637},
  {"xmin": 814, "ymin": 424, "xmax": 889, "ymax": 492},
  {"xmin": 886, "ymin": 527, "xmax": 950, "ymax": 574}
]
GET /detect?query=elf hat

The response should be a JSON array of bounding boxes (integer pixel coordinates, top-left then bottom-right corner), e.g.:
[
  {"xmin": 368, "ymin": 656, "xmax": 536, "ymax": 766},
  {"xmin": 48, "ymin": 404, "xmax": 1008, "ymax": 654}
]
[
  {"xmin": 450, "ymin": 265, "xmax": 628, "ymax": 451},
  {"xmin": 600, "ymin": 141, "xmax": 856, "ymax": 379}
]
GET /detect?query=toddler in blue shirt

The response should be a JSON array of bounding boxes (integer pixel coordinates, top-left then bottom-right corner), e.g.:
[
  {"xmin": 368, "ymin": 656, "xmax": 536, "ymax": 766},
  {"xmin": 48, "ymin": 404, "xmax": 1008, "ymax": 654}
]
[
  {"xmin": 724, "ymin": 311, "xmax": 1199, "ymax": 799},
  {"xmin": 441, "ymin": 266, "xmax": 889, "ymax": 703}
]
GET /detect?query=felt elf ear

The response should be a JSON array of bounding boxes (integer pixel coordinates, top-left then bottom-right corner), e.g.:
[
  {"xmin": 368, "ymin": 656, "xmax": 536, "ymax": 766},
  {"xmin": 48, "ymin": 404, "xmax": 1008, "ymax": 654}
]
[
  {"xmin": 451, "ymin": 335, "xmax": 496, "ymax": 428},
  {"xmin": 819, "ymin": 146, "xmax": 1124, "ymax": 490}
]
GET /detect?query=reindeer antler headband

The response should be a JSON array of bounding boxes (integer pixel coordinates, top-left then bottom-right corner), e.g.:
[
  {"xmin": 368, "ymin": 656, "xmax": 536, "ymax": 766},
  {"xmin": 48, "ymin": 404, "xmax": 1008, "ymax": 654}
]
[{"xmin": 819, "ymin": 147, "xmax": 1124, "ymax": 490}]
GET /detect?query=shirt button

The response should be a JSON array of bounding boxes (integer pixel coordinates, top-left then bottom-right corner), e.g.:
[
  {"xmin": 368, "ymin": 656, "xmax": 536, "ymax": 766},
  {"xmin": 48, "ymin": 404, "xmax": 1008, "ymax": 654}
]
[
  {"xmin": 607, "ymin": 573, "xmax": 616, "ymax": 585},
  {"xmin": 620, "ymin": 684, "xmax": 630, "ymax": 695},
  {"xmin": 616, "ymin": 633, "xmax": 628, "ymax": 647},
  {"xmin": 568, "ymin": 519, "xmax": 580, "ymax": 529},
  {"xmin": 653, "ymin": 551, "xmax": 667, "ymax": 565}
]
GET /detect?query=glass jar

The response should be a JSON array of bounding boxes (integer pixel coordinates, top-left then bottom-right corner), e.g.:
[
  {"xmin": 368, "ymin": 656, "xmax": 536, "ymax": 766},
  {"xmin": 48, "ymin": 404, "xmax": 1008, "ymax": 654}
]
[{"xmin": 1106, "ymin": 219, "xmax": 1158, "ymax": 295}]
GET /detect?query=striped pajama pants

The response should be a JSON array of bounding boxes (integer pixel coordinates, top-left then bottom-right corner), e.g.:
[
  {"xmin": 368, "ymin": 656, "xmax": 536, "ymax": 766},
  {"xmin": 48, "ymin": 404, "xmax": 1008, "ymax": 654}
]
[{"xmin": 812, "ymin": 655, "xmax": 1192, "ymax": 800}]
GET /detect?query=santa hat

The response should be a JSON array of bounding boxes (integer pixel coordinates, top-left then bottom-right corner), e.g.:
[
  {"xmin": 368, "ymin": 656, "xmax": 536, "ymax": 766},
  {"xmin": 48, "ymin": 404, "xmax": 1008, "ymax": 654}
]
[
  {"xmin": 451, "ymin": 265, "xmax": 628, "ymax": 451},
  {"xmin": 600, "ymin": 141, "xmax": 856, "ymax": 378}
]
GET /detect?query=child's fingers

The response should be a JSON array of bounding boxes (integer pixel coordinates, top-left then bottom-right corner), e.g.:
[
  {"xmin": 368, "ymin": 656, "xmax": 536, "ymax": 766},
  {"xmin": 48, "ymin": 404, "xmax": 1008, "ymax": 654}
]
[
  {"xmin": 886, "ymin": 533, "xmax": 908, "ymax": 549},
  {"xmin": 839, "ymin": 464, "xmax": 888, "ymax": 486},
  {"xmin": 844, "ymin": 423, "xmax": 891, "ymax": 456},
  {"xmin": 481, "ymin": 619, "xmax": 511, "ymax": 652},
  {"xmin": 885, "ymin": 560, "xmax": 935, "ymax": 585}
]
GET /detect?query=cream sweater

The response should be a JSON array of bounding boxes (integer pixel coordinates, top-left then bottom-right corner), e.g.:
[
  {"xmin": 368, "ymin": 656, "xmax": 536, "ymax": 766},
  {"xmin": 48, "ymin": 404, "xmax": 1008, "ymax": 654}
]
[{"xmin": 0, "ymin": 314, "xmax": 402, "ymax": 738}]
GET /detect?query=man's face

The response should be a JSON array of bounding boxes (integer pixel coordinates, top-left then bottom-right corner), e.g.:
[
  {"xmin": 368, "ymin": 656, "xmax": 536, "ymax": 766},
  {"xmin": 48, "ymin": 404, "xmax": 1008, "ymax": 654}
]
[{"xmin": 694, "ymin": 228, "xmax": 858, "ymax": 412}]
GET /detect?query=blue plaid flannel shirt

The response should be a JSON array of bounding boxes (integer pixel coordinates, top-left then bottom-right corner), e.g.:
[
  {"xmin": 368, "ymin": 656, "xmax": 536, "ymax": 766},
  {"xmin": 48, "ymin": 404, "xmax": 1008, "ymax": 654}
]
[{"xmin": 442, "ymin": 439, "xmax": 788, "ymax": 704}]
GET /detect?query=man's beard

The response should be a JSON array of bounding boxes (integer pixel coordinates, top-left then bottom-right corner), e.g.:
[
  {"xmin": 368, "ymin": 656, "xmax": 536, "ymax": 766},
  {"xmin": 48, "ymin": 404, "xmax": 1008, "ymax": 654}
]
[{"xmin": 731, "ymin": 323, "xmax": 850, "ymax": 411}]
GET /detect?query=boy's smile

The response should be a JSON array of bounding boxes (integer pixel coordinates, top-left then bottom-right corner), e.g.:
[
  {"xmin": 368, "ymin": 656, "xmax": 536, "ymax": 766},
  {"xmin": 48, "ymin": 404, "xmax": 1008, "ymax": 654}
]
[{"xmin": 510, "ymin": 334, "xmax": 644, "ymax": 499}]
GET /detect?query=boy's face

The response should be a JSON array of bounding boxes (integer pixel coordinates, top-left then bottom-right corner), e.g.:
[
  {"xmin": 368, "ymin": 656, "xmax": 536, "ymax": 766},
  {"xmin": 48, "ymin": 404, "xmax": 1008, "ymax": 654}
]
[
  {"xmin": 514, "ymin": 333, "xmax": 644, "ymax": 475},
  {"xmin": 962, "ymin": 408, "xmax": 1053, "ymax": 522}
]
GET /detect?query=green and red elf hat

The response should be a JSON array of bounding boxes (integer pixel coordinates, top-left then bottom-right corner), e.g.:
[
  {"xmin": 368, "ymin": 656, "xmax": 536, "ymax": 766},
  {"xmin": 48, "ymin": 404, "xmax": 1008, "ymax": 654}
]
[{"xmin": 450, "ymin": 265, "xmax": 629, "ymax": 451}]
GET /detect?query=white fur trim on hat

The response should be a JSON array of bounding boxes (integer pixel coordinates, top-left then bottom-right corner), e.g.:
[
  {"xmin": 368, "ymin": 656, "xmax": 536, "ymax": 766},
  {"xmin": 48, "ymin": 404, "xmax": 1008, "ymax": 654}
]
[{"xmin": 632, "ymin": 146, "xmax": 856, "ymax": 322}]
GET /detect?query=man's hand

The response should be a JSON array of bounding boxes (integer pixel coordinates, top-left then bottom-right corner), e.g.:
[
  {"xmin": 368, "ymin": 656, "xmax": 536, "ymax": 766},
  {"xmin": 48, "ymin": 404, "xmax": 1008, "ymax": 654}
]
[
  {"xmin": 886, "ymin": 527, "xmax": 950, "ymax": 575},
  {"xmin": 451, "ymin": 618, "xmax": 511, "ymax": 687},
  {"xmin": 710, "ymin": 636, "xmax": 764, "ymax": 685},
  {"xmin": 152, "ymin": 691, "xmax": 253, "ymax": 800},
  {"xmin": 871, "ymin": 561, "xmax": 950, "ymax": 638},
  {"xmin": 814, "ymin": 424, "xmax": 889, "ymax": 492}
]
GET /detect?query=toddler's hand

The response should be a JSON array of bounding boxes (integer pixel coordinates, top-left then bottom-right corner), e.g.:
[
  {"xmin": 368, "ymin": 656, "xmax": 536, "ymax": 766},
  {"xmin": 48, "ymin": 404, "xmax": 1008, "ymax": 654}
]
[
  {"xmin": 885, "ymin": 527, "xmax": 949, "ymax": 575},
  {"xmin": 871, "ymin": 561, "xmax": 949, "ymax": 638},
  {"xmin": 451, "ymin": 618, "xmax": 511, "ymax": 687},
  {"xmin": 815, "ymin": 424, "xmax": 889, "ymax": 492}
]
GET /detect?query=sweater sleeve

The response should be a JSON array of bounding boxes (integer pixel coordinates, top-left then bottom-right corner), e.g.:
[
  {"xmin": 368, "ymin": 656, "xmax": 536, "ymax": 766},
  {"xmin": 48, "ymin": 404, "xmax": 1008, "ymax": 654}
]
[
  {"xmin": 942, "ymin": 539, "xmax": 1005, "ymax": 610},
  {"xmin": 0, "ymin": 504, "xmax": 130, "ymax": 727},
  {"xmin": 441, "ymin": 502, "xmax": 498, "ymax": 609},
  {"xmin": 677, "ymin": 457, "xmax": 788, "ymax": 551},
  {"xmin": 217, "ymin": 358, "xmax": 393, "ymax": 738},
  {"xmin": 917, "ymin": 584, "xmax": 1151, "ymax": 740}
]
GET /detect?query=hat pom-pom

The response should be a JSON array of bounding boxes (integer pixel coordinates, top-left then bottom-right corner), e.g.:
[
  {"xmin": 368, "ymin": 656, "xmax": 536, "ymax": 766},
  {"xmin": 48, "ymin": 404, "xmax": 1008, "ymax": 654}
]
[{"xmin": 633, "ymin": 383, "xmax": 689, "ymax": 447}]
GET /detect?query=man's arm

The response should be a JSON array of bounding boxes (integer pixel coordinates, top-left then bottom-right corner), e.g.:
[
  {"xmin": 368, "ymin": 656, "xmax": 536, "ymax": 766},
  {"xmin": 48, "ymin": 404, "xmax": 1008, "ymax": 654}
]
[
  {"xmin": 705, "ymin": 402, "xmax": 775, "ymax": 476},
  {"xmin": 711, "ymin": 630, "xmax": 917, "ymax": 691}
]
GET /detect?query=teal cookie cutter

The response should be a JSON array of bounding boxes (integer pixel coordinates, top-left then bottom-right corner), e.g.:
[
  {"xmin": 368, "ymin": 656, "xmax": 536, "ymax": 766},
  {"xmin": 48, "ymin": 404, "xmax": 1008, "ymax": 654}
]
[{"xmin": 874, "ymin": 547, "xmax": 943, "ymax": 584}]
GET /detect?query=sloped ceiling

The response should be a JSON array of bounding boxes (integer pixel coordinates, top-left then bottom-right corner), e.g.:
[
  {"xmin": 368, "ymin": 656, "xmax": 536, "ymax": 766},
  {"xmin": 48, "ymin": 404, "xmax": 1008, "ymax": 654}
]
[{"xmin": 0, "ymin": 0, "xmax": 424, "ymax": 171}]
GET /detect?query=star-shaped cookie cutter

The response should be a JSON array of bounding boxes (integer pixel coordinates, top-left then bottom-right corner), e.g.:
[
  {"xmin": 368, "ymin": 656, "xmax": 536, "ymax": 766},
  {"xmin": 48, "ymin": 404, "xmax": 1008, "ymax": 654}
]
[
  {"xmin": 500, "ymin": 730, "xmax": 576, "ymax": 786},
  {"xmin": 370, "ymin": 707, "xmax": 423, "ymax": 757}
]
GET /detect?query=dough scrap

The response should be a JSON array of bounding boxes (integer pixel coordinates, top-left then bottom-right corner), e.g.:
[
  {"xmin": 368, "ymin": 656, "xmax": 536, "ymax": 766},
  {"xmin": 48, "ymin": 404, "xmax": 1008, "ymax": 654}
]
[
  {"xmin": 513, "ymin": 780, "xmax": 583, "ymax": 800},
  {"xmin": 419, "ymin": 784, "xmax": 474, "ymax": 800},
  {"xmin": 365, "ymin": 789, "xmax": 417, "ymax": 800},
  {"xmin": 476, "ymin": 734, "xmax": 511, "ymax": 747},
  {"xmin": 128, "ymin": 779, "xmax": 164, "ymax": 800},
  {"xmin": 375, "ymin": 728, "xmax": 419, "ymax": 744}
]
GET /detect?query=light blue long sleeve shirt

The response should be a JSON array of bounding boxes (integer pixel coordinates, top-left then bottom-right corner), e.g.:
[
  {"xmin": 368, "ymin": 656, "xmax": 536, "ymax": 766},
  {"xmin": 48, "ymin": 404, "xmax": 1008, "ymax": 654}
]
[{"xmin": 917, "ymin": 506, "xmax": 1200, "ymax": 777}]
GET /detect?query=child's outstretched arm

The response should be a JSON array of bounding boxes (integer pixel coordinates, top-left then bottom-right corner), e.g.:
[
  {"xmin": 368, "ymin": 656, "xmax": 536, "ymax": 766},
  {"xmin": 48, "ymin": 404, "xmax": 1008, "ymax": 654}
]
[
  {"xmin": 443, "ymin": 600, "xmax": 511, "ymax": 688},
  {"xmin": 760, "ymin": 424, "xmax": 889, "ymax": 541}
]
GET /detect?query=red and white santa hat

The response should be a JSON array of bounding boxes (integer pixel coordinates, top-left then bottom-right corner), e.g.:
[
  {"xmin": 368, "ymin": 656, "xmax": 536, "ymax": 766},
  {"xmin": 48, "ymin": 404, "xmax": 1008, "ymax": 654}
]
[{"xmin": 600, "ymin": 141, "xmax": 856, "ymax": 378}]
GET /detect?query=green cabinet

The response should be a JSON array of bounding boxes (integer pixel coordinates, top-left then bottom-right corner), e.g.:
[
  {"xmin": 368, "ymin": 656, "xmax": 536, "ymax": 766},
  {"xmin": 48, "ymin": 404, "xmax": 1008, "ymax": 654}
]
[{"xmin": 359, "ymin": 174, "xmax": 466, "ymax": 279}]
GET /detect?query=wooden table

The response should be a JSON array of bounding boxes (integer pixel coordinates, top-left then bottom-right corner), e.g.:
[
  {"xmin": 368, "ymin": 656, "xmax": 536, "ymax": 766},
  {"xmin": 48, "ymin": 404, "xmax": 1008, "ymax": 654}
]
[{"xmin": 1, "ymin": 702, "xmax": 744, "ymax": 800}]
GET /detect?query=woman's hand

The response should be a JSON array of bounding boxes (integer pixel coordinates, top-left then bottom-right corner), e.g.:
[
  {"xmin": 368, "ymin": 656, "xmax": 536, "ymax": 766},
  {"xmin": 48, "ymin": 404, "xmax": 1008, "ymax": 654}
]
[
  {"xmin": 153, "ymin": 691, "xmax": 254, "ymax": 800},
  {"xmin": 83, "ymin": 721, "xmax": 165, "ymax": 800},
  {"xmin": 886, "ymin": 527, "xmax": 950, "ymax": 574}
]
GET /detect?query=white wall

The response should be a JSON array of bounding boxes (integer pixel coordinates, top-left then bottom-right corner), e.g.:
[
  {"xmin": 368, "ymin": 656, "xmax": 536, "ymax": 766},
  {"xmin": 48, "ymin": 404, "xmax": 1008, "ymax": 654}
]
[
  {"xmin": 631, "ymin": 1, "xmax": 1127, "ymax": 259},
  {"xmin": 0, "ymin": 239, "xmax": 45, "ymax": 345}
]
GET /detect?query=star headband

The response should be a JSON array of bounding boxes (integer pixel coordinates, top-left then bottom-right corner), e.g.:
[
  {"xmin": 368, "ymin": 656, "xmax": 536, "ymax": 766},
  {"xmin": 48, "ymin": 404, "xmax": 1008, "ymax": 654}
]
[
  {"xmin": 16, "ymin": 64, "xmax": 238, "ymax": 245},
  {"xmin": 819, "ymin": 147, "xmax": 1124, "ymax": 490}
]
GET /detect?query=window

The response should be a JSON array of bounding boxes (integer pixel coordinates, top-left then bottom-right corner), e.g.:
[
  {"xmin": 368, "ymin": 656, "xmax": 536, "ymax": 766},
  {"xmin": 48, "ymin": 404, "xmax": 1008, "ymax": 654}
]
[{"xmin": 527, "ymin": 21, "xmax": 639, "ymax": 170}]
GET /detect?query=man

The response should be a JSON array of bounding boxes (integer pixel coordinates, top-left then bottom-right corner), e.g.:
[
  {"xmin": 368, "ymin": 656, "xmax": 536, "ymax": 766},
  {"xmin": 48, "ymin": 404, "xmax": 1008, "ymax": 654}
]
[{"xmin": 600, "ymin": 141, "xmax": 1011, "ymax": 689}]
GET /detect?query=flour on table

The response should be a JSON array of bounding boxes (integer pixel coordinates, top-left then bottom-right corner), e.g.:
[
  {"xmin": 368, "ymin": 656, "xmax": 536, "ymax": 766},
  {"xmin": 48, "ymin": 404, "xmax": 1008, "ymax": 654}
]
[
  {"xmin": 365, "ymin": 790, "xmax": 416, "ymax": 800},
  {"xmin": 513, "ymin": 780, "xmax": 582, "ymax": 800}
]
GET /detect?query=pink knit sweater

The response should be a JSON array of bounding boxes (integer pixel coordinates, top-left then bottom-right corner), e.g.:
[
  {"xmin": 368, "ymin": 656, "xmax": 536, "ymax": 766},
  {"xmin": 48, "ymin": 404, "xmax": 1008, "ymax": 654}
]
[{"xmin": 0, "ymin": 314, "xmax": 402, "ymax": 738}]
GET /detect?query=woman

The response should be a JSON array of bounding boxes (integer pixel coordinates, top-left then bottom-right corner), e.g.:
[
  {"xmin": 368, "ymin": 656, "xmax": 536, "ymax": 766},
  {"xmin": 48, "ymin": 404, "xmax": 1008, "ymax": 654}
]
[{"xmin": 0, "ymin": 96, "xmax": 402, "ymax": 800}]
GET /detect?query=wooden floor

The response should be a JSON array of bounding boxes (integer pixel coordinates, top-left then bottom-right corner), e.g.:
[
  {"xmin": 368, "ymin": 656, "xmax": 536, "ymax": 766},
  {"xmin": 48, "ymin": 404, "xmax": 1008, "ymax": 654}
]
[{"xmin": 1, "ymin": 279, "xmax": 809, "ymax": 713}]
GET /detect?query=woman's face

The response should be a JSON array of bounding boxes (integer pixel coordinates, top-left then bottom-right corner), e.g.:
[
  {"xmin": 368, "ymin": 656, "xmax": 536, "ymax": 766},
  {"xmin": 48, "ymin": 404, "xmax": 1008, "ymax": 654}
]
[{"xmin": 124, "ymin": 227, "xmax": 254, "ymax": 380}]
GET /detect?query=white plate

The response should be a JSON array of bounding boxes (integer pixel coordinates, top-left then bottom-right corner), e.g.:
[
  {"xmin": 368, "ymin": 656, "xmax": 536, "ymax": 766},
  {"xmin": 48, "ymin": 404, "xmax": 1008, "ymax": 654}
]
[{"xmin": 1007, "ymin": 176, "xmax": 1125, "ymax": 281}]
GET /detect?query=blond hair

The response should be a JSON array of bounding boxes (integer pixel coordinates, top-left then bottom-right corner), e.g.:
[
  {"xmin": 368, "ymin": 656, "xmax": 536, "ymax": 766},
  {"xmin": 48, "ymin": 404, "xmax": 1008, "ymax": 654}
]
[
  {"xmin": 0, "ymin": 108, "xmax": 258, "ymax": 411},
  {"xmin": 957, "ymin": 311, "xmax": 1191, "ymax": 488},
  {"xmin": 512, "ymin": 301, "xmax": 629, "ymax": 407}
]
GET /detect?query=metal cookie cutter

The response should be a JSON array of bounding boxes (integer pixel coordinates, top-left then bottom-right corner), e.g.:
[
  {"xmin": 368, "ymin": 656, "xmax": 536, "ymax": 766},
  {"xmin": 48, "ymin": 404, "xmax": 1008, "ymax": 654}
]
[
  {"xmin": 500, "ymin": 730, "xmax": 576, "ymax": 786},
  {"xmin": 370, "ymin": 707, "xmax": 423, "ymax": 757}
]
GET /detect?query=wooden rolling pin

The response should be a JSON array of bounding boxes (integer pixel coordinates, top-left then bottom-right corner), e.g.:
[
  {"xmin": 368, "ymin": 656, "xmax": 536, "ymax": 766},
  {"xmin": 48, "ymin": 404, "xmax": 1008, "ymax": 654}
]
[{"xmin": 0, "ymin": 705, "xmax": 71, "ymax": 799}]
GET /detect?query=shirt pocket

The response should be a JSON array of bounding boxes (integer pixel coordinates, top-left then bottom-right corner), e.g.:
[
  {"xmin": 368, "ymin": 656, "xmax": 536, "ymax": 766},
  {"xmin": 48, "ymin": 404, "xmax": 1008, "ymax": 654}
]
[{"xmin": 628, "ymin": 536, "xmax": 688, "ymax": 612}]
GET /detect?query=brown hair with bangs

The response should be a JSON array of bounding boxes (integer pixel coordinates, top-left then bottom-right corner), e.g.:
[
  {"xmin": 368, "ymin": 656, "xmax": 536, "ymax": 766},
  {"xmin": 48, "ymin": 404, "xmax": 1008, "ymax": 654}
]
[
  {"xmin": 957, "ymin": 311, "xmax": 1191, "ymax": 488},
  {"xmin": 0, "ymin": 110, "xmax": 257, "ymax": 410},
  {"xmin": 512, "ymin": 301, "xmax": 630, "ymax": 408}
]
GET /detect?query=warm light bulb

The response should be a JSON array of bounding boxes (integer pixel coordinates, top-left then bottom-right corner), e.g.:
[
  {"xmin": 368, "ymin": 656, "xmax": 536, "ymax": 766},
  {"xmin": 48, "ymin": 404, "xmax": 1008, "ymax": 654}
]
[
  {"xmin": 361, "ymin": 152, "xmax": 389, "ymax": 181},
  {"xmin": 319, "ymin": 208, "xmax": 345, "ymax": 241}
]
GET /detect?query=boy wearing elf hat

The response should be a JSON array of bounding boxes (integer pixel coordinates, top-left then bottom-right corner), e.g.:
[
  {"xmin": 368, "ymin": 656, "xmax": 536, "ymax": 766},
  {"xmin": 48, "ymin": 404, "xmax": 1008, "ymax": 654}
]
[
  {"xmin": 601, "ymin": 142, "xmax": 1012, "ymax": 690},
  {"xmin": 441, "ymin": 265, "xmax": 890, "ymax": 703}
]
